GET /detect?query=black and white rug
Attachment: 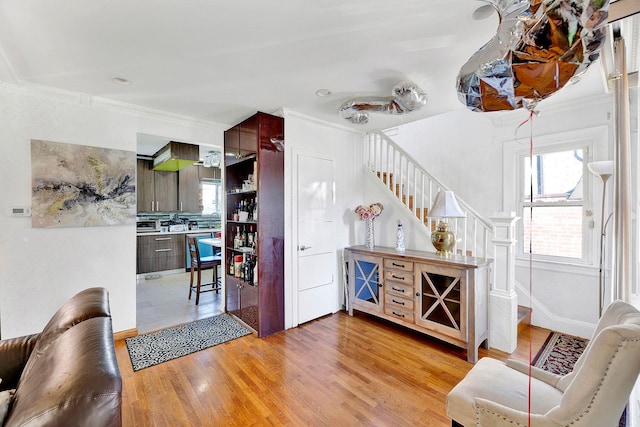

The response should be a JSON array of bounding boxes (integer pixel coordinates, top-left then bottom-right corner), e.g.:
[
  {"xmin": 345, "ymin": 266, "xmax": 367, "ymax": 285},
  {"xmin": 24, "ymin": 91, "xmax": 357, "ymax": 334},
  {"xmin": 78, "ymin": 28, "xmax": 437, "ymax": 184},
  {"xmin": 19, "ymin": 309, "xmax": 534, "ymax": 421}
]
[{"xmin": 125, "ymin": 313, "xmax": 252, "ymax": 371}]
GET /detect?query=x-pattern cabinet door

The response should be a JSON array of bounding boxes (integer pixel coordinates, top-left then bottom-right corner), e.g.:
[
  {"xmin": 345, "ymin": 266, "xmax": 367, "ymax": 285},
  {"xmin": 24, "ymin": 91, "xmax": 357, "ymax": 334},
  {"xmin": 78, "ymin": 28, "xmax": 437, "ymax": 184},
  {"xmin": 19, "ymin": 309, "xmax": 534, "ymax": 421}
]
[
  {"xmin": 414, "ymin": 263, "xmax": 467, "ymax": 341},
  {"xmin": 349, "ymin": 253, "xmax": 384, "ymax": 314}
]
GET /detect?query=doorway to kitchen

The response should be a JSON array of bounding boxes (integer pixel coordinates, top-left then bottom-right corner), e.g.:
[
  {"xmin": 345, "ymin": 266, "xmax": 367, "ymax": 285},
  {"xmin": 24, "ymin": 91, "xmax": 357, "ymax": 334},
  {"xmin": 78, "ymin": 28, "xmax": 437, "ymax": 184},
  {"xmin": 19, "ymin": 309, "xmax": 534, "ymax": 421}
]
[{"xmin": 135, "ymin": 133, "xmax": 224, "ymax": 334}]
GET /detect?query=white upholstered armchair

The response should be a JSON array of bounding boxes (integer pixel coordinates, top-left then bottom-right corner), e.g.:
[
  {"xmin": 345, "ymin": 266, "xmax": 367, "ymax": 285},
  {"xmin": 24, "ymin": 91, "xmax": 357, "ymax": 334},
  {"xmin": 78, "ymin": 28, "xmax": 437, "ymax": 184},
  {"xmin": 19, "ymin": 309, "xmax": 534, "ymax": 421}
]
[{"xmin": 446, "ymin": 300, "xmax": 640, "ymax": 426}]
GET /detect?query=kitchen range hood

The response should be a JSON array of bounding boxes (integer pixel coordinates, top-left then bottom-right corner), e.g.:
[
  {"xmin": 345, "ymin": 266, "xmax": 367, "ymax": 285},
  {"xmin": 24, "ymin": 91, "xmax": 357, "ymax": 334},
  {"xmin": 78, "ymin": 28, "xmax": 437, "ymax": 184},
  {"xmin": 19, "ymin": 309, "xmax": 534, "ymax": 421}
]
[{"xmin": 152, "ymin": 141, "xmax": 199, "ymax": 172}]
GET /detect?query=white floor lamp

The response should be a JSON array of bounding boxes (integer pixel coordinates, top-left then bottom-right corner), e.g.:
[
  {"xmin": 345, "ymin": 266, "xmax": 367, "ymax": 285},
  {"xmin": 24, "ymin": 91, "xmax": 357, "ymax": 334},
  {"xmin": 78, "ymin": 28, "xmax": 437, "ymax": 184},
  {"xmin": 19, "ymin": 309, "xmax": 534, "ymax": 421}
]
[{"xmin": 588, "ymin": 160, "xmax": 614, "ymax": 317}]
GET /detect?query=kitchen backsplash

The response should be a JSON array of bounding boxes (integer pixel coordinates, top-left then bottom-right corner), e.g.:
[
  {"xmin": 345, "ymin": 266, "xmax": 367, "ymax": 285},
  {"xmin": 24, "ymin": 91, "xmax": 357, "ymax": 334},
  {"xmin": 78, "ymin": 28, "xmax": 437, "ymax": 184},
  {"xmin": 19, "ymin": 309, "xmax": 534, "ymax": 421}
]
[{"xmin": 136, "ymin": 212, "xmax": 221, "ymax": 230}]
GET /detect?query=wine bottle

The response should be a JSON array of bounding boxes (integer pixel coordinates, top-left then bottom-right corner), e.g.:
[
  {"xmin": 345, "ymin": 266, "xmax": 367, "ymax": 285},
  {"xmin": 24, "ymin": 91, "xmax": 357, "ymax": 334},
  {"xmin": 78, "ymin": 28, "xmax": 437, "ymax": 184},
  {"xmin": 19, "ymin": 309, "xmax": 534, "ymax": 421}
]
[
  {"xmin": 247, "ymin": 198, "xmax": 254, "ymax": 221},
  {"xmin": 253, "ymin": 196, "xmax": 258, "ymax": 221},
  {"xmin": 234, "ymin": 226, "xmax": 241, "ymax": 249},
  {"xmin": 247, "ymin": 225, "xmax": 255, "ymax": 247},
  {"xmin": 244, "ymin": 254, "xmax": 252, "ymax": 284}
]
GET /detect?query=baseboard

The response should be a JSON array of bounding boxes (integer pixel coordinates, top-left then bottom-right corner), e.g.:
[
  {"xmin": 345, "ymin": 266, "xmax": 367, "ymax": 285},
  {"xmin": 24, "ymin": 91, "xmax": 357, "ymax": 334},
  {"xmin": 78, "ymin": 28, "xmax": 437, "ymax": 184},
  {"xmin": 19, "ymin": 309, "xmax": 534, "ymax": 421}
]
[
  {"xmin": 114, "ymin": 328, "xmax": 138, "ymax": 342},
  {"xmin": 515, "ymin": 280, "xmax": 595, "ymax": 338}
]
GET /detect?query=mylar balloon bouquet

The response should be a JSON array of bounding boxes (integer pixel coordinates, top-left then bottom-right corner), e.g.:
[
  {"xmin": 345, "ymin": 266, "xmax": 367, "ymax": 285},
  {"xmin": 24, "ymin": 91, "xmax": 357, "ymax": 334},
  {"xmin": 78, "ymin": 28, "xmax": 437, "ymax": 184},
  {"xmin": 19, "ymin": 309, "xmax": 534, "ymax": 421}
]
[{"xmin": 458, "ymin": 0, "xmax": 609, "ymax": 112}]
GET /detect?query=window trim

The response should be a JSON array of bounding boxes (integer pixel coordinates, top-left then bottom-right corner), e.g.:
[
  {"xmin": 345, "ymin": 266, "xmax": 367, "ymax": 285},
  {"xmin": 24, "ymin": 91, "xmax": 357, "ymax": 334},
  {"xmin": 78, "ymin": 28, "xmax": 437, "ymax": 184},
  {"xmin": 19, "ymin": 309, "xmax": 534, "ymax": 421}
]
[{"xmin": 502, "ymin": 125, "xmax": 610, "ymax": 269}]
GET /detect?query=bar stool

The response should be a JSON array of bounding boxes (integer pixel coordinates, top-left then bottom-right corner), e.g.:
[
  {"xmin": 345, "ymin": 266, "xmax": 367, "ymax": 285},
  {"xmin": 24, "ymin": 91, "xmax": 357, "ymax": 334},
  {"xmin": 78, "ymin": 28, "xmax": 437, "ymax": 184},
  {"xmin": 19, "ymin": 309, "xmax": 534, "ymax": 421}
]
[{"xmin": 186, "ymin": 235, "xmax": 221, "ymax": 305}]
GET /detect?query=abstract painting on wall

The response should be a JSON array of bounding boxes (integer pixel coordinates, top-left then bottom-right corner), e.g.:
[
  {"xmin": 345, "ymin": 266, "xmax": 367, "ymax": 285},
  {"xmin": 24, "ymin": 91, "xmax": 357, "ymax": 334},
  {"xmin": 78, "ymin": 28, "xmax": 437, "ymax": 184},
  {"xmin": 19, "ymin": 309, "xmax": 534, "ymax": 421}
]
[{"xmin": 31, "ymin": 139, "xmax": 136, "ymax": 228}]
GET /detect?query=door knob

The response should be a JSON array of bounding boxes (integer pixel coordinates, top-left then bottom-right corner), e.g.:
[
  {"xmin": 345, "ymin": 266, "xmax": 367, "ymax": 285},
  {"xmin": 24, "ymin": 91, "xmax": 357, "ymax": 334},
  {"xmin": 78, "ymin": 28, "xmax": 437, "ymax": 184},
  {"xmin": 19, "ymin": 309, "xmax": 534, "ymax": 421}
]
[{"xmin": 298, "ymin": 245, "xmax": 312, "ymax": 251}]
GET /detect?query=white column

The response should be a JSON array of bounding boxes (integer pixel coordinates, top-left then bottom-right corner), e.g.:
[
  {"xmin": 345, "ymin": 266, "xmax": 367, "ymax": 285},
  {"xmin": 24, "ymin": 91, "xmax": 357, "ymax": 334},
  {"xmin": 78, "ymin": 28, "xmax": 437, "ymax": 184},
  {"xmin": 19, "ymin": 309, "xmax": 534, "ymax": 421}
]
[{"xmin": 489, "ymin": 212, "xmax": 520, "ymax": 353}]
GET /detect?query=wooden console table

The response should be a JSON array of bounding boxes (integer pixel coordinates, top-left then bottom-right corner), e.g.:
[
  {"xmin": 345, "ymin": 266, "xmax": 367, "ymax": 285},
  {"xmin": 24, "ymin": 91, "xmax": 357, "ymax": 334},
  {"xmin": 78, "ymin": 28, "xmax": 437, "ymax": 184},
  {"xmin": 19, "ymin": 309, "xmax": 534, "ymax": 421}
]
[{"xmin": 345, "ymin": 245, "xmax": 492, "ymax": 363}]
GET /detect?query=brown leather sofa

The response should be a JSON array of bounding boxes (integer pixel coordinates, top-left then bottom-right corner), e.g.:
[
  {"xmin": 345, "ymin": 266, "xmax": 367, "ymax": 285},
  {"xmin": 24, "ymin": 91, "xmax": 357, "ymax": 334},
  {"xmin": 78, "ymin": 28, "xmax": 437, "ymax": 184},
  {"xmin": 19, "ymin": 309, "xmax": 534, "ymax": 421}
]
[{"xmin": 0, "ymin": 287, "xmax": 122, "ymax": 427}]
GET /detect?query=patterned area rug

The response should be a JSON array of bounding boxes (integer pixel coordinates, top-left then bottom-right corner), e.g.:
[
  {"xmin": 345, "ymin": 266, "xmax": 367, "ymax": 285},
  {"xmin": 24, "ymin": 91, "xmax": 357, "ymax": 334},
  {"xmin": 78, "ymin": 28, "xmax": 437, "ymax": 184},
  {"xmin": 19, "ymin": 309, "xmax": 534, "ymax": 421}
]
[
  {"xmin": 125, "ymin": 313, "xmax": 252, "ymax": 371},
  {"xmin": 533, "ymin": 331, "xmax": 626, "ymax": 426},
  {"xmin": 532, "ymin": 331, "xmax": 588, "ymax": 375}
]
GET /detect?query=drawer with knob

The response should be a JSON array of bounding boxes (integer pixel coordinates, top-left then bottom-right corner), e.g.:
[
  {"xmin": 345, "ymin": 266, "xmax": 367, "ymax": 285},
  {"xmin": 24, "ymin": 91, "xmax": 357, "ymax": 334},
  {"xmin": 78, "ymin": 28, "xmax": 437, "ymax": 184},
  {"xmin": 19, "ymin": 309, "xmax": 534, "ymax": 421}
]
[
  {"xmin": 384, "ymin": 303, "xmax": 414, "ymax": 323},
  {"xmin": 385, "ymin": 293, "xmax": 414, "ymax": 312},
  {"xmin": 386, "ymin": 281, "xmax": 413, "ymax": 298},
  {"xmin": 384, "ymin": 258, "xmax": 413, "ymax": 272}
]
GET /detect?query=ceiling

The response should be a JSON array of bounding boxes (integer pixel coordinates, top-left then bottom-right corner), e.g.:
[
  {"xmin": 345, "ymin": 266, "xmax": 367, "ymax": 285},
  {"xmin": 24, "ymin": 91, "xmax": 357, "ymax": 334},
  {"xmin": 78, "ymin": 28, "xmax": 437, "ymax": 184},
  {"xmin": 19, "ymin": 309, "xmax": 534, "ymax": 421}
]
[{"xmin": 0, "ymin": 1, "xmax": 637, "ymax": 157}]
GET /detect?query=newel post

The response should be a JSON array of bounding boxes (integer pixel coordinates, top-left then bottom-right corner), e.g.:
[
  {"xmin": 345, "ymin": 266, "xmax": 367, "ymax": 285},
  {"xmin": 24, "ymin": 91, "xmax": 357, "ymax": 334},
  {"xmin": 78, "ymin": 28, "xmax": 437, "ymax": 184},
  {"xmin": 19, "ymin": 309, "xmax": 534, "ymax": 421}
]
[{"xmin": 489, "ymin": 212, "xmax": 520, "ymax": 353}]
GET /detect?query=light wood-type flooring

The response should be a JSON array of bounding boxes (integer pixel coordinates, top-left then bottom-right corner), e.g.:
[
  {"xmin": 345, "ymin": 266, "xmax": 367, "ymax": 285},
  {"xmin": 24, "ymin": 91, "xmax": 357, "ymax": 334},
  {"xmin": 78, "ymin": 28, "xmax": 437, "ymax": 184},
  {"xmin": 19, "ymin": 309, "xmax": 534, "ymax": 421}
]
[
  {"xmin": 136, "ymin": 270, "xmax": 223, "ymax": 334},
  {"xmin": 117, "ymin": 305, "xmax": 550, "ymax": 426}
]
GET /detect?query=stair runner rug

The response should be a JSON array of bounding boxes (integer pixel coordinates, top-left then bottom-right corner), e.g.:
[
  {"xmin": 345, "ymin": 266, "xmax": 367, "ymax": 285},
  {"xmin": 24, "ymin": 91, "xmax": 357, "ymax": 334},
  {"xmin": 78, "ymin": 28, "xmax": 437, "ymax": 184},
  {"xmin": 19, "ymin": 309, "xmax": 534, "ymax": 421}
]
[
  {"xmin": 533, "ymin": 331, "xmax": 626, "ymax": 427},
  {"xmin": 125, "ymin": 313, "xmax": 251, "ymax": 371}
]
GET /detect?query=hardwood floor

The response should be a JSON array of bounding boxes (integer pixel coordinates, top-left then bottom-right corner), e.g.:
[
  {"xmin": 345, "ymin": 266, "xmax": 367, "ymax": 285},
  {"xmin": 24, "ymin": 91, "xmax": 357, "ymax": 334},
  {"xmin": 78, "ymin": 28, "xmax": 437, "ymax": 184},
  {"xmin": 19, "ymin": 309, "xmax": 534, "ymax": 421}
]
[{"xmin": 116, "ymin": 309, "xmax": 550, "ymax": 426}]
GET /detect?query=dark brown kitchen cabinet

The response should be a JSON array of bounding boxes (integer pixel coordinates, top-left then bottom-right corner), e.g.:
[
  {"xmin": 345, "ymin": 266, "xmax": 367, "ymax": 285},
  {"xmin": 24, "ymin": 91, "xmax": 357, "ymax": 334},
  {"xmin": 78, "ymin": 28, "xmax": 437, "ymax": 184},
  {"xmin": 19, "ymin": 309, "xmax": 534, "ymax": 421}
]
[
  {"xmin": 136, "ymin": 159, "xmax": 177, "ymax": 212},
  {"xmin": 224, "ymin": 115, "xmax": 259, "ymax": 162},
  {"xmin": 198, "ymin": 165, "xmax": 219, "ymax": 179},
  {"xmin": 154, "ymin": 171, "xmax": 178, "ymax": 211},
  {"xmin": 136, "ymin": 159, "xmax": 155, "ymax": 212},
  {"xmin": 137, "ymin": 234, "xmax": 185, "ymax": 274},
  {"xmin": 224, "ymin": 111, "xmax": 284, "ymax": 337},
  {"xmin": 178, "ymin": 165, "xmax": 200, "ymax": 213}
]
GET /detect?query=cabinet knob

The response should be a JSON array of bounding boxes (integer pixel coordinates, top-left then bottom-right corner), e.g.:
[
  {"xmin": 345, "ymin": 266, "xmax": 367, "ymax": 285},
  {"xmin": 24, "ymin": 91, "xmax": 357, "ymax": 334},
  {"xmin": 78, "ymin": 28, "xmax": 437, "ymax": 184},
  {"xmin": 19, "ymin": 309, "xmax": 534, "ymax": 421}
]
[{"xmin": 416, "ymin": 292, "xmax": 420, "ymax": 297}]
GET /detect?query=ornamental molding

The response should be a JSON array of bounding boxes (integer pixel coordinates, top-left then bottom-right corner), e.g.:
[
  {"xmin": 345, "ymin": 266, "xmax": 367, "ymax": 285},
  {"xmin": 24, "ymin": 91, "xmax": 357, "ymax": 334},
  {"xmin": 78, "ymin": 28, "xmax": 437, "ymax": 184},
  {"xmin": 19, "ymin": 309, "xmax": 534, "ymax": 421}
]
[{"xmin": 0, "ymin": 80, "xmax": 225, "ymax": 132}]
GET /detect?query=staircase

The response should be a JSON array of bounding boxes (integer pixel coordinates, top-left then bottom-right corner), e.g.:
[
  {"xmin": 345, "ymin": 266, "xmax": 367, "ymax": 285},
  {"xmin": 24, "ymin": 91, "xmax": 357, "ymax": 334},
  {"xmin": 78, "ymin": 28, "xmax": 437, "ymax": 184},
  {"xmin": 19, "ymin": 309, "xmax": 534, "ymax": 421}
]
[
  {"xmin": 517, "ymin": 305, "xmax": 532, "ymax": 335},
  {"xmin": 365, "ymin": 131, "xmax": 493, "ymax": 259},
  {"xmin": 365, "ymin": 130, "xmax": 524, "ymax": 354}
]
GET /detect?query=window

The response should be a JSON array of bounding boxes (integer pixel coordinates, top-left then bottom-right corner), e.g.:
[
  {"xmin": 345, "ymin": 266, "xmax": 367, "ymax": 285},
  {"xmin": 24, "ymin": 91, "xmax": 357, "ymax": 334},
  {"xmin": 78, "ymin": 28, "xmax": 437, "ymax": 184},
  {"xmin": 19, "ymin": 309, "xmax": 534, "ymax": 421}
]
[
  {"xmin": 519, "ymin": 147, "xmax": 589, "ymax": 262},
  {"xmin": 201, "ymin": 179, "xmax": 222, "ymax": 217}
]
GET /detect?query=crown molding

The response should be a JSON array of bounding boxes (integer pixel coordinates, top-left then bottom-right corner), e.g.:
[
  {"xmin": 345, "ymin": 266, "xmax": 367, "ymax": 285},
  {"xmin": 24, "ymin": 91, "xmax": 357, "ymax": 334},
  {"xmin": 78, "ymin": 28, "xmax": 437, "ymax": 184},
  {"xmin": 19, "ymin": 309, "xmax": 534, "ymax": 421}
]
[
  {"xmin": 280, "ymin": 107, "xmax": 363, "ymax": 135},
  {"xmin": 489, "ymin": 92, "xmax": 614, "ymax": 128},
  {"xmin": 91, "ymin": 97, "xmax": 226, "ymax": 131},
  {"xmin": 1, "ymin": 80, "xmax": 90, "ymax": 104},
  {"xmin": 0, "ymin": 80, "xmax": 226, "ymax": 131}
]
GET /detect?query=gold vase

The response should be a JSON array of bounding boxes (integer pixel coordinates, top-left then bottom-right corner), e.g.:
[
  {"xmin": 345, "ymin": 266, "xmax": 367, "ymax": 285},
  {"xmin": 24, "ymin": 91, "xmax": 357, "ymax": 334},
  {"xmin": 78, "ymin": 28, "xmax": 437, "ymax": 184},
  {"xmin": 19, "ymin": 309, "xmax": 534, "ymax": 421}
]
[{"xmin": 431, "ymin": 220, "xmax": 456, "ymax": 256}]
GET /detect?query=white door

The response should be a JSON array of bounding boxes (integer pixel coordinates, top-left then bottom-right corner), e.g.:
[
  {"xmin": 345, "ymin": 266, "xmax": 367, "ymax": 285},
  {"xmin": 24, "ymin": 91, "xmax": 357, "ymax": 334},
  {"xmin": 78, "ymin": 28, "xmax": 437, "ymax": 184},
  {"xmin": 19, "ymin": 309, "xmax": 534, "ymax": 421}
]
[{"xmin": 294, "ymin": 151, "xmax": 336, "ymax": 325}]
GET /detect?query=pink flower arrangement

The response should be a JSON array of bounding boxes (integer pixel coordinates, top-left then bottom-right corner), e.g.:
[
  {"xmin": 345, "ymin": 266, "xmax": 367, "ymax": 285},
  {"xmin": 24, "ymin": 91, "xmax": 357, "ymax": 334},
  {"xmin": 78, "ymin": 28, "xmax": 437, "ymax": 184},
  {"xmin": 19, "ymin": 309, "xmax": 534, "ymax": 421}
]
[{"xmin": 355, "ymin": 202, "xmax": 384, "ymax": 221}]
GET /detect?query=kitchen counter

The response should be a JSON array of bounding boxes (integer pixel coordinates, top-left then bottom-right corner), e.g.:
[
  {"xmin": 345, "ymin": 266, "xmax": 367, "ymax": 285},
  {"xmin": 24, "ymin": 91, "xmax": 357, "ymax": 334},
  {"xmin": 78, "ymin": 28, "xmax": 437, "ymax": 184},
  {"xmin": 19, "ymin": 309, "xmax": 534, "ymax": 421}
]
[
  {"xmin": 136, "ymin": 228, "xmax": 222, "ymax": 275},
  {"xmin": 136, "ymin": 228, "xmax": 220, "ymax": 237}
]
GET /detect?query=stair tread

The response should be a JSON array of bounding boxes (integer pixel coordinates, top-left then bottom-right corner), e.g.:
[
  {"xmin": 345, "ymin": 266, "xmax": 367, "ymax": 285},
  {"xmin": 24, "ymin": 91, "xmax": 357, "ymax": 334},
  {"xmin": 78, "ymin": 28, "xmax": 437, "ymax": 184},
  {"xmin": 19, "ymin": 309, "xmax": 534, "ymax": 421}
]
[{"xmin": 517, "ymin": 305, "xmax": 531, "ymax": 323}]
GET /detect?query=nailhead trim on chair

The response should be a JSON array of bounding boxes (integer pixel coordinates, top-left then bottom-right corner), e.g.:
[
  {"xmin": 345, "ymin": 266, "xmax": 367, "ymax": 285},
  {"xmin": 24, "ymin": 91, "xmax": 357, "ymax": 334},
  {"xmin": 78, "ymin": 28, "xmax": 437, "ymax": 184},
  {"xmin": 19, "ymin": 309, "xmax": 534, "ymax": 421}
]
[
  {"xmin": 474, "ymin": 339, "xmax": 639, "ymax": 426},
  {"xmin": 565, "ymin": 341, "xmax": 629, "ymax": 426},
  {"xmin": 475, "ymin": 407, "xmax": 526, "ymax": 426}
]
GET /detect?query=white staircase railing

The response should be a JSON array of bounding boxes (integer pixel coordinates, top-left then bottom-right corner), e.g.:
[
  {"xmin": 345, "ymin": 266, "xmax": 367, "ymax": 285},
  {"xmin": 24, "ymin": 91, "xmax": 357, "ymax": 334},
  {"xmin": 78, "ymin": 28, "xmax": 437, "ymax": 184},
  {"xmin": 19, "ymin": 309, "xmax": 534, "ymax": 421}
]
[{"xmin": 364, "ymin": 131, "xmax": 493, "ymax": 259}]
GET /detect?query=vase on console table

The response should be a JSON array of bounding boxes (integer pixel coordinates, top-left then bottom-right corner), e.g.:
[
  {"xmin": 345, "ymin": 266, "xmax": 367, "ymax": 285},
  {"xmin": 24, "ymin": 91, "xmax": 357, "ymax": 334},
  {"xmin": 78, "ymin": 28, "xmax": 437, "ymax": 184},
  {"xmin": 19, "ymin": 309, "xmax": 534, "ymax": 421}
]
[{"xmin": 364, "ymin": 218, "xmax": 375, "ymax": 249}]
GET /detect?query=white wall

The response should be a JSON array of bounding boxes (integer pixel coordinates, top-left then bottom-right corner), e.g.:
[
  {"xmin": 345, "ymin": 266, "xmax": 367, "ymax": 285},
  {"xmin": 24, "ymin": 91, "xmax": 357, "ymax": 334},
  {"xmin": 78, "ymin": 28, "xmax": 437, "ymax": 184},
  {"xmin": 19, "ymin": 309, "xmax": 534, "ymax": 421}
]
[
  {"xmin": 282, "ymin": 110, "xmax": 363, "ymax": 326},
  {"xmin": 0, "ymin": 82, "xmax": 223, "ymax": 338},
  {"xmin": 362, "ymin": 175, "xmax": 433, "ymax": 252}
]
